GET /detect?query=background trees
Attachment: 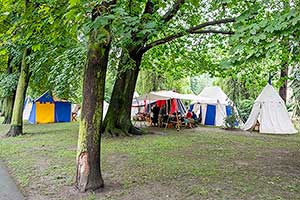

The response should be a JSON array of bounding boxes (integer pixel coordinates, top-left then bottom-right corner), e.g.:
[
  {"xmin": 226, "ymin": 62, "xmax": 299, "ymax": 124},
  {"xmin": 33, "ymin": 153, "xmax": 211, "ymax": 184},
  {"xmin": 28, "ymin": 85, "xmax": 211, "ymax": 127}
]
[{"xmin": 1, "ymin": 0, "xmax": 300, "ymax": 192}]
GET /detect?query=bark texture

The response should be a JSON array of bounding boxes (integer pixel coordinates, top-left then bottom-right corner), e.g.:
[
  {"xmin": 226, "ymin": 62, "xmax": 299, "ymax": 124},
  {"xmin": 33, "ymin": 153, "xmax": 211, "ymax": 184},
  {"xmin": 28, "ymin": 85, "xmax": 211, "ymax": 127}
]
[
  {"xmin": 6, "ymin": 49, "xmax": 30, "ymax": 137},
  {"xmin": 2, "ymin": 95, "xmax": 15, "ymax": 124},
  {"xmin": 279, "ymin": 64, "xmax": 288, "ymax": 103},
  {"xmin": 75, "ymin": 9, "xmax": 111, "ymax": 191},
  {"xmin": 2, "ymin": 55, "xmax": 16, "ymax": 124},
  {"xmin": 103, "ymin": 52, "xmax": 142, "ymax": 137}
]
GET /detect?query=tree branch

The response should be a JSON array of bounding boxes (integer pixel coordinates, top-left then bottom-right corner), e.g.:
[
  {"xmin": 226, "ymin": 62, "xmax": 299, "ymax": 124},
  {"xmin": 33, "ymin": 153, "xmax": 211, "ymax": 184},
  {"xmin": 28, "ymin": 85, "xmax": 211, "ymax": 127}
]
[
  {"xmin": 142, "ymin": 18, "xmax": 236, "ymax": 52},
  {"xmin": 162, "ymin": 0, "xmax": 185, "ymax": 23},
  {"xmin": 189, "ymin": 18, "xmax": 236, "ymax": 32},
  {"xmin": 192, "ymin": 29, "xmax": 234, "ymax": 35}
]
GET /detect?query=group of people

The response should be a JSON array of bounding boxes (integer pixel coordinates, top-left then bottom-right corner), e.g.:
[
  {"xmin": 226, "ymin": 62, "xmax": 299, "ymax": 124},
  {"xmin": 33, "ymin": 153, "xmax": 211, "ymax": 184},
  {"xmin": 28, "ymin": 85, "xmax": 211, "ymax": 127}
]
[{"xmin": 150, "ymin": 104, "xmax": 202, "ymax": 129}]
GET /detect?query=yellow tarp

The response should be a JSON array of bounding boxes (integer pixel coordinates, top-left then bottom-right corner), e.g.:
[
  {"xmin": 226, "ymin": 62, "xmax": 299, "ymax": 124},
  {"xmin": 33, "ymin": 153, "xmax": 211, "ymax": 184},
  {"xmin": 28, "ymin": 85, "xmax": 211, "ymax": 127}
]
[{"xmin": 36, "ymin": 102, "xmax": 55, "ymax": 124}]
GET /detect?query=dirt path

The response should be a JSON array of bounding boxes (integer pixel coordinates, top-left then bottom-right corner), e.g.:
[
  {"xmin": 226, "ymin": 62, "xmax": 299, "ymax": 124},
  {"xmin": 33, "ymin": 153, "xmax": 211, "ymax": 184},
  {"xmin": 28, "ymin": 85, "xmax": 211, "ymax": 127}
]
[{"xmin": 0, "ymin": 160, "xmax": 24, "ymax": 200}]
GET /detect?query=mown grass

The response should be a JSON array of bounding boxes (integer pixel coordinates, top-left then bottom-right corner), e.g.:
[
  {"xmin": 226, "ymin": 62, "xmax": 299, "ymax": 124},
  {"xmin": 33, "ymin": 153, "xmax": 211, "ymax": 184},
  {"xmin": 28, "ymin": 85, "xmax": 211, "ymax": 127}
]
[{"xmin": 0, "ymin": 122, "xmax": 300, "ymax": 200}]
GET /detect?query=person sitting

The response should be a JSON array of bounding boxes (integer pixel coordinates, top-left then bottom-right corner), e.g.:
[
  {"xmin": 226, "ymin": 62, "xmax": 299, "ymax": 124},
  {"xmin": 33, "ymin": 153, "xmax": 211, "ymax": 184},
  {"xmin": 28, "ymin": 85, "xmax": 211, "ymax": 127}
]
[
  {"xmin": 184, "ymin": 110, "xmax": 194, "ymax": 128},
  {"xmin": 191, "ymin": 111, "xmax": 199, "ymax": 126},
  {"xmin": 192, "ymin": 111, "xmax": 197, "ymax": 120}
]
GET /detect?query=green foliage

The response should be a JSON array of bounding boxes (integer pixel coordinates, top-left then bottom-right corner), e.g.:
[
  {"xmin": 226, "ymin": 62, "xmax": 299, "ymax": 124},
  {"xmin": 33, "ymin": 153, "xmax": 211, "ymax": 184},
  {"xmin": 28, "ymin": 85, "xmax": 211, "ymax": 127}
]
[
  {"xmin": 224, "ymin": 103, "xmax": 239, "ymax": 129},
  {"xmin": 136, "ymin": 69, "xmax": 191, "ymax": 94},
  {"xmin": 190, "ymin": 74, "xmax": 214, "ymax": 95},
  {"xmin": 237, "ymin": 99, "xmax": 254, "ymax": 122},
  {"xmin": 290, "ymin": 65, "xmax": 300, "ymax": 117},
  {"xmin": 0, "ymin": 72, "xmax": 19, "ymax": 98}
]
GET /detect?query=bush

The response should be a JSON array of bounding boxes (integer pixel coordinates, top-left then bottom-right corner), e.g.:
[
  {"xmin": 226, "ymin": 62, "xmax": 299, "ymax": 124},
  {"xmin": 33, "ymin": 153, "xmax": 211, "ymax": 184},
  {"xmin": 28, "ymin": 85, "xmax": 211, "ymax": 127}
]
[
  {"xmin": 237, "ymin": 99, "xmax": 254, "ymax": 122},
  {"xmin": 224, "ymin": 103, "xmax": 239, "ymax": 129}
]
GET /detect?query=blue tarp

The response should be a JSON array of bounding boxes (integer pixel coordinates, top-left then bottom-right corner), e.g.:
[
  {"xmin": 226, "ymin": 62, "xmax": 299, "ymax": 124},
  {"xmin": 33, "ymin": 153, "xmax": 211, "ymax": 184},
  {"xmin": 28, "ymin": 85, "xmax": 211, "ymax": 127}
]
[
  {"xmin": 36, "ymin": 91, "xmax": 54, "ymax": 103},
  {"xmin": 54, "ymin": 102, "xmax": 71, "ymax": 122},
  {"xmin": 226, "ymin": 105, "xmax": 232, "ymax": 116},
  {"xmin": 204, "ymin": 104, "xmax": 216, "ymax": 125},
  {"xmin": 28, "ymin": 103, "xmax": 36, "ymax": 124}
]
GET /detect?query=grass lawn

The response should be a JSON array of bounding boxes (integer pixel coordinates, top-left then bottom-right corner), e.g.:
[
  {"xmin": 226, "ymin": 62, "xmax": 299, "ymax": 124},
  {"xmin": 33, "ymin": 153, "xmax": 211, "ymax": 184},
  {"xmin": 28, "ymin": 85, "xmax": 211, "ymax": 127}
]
[{"xmin": 0, "ymin": 122, "xmax": 300, "ymax": 200}]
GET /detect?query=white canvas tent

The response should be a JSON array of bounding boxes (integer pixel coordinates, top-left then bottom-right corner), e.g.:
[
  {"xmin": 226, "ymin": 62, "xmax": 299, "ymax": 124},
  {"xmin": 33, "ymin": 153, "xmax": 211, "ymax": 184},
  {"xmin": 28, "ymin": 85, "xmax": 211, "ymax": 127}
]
[
  {"xmin": 242, "ymin": 84, "xmax": 297, "ymax": 134},
  {"xmin": 23, "ymin": 96, "xmax": 33, "ymax": 120},
  {"xmin": 103, "ymin": 101, "xmax": 109, "ymax": 118},
  {"xmin": 131, "ymin": 92, "xmax": 143, "ymax": 118},
  {"xmin": 136, "ymin": 90, "xmax": 204, "ymax": 101},
  {"xmin": 136, "ymin": 90, "xmax": 195, "ymax": 114},
  {"xmin": 191, "ymin": 86, "xmax": 232, "ymax": 126}
]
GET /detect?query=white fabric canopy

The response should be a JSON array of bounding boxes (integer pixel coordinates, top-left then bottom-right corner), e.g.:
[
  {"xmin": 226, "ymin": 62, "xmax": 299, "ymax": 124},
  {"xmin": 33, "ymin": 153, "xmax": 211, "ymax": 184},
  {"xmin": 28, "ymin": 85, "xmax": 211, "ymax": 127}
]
[
  {"xmin": 198, "ymin": 86, "xmax": 230, "ymax": 105},
  {"xmin": 242, "ymin": 84, "xmax": 297, "ymax": 134},
  {"xmin": 137, "ymin": 90, "xmax": 210, "ymax": 101}
]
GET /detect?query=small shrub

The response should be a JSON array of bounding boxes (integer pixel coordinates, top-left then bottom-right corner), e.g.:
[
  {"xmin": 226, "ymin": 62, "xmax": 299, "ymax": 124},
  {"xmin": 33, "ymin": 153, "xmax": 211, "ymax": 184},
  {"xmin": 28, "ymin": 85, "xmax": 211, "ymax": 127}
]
[
  {"xmin": 224, "ymin": 103, "xmax": 239, "ymax": 129},
  {"xmin": 237, "ymin": 99, "xmax": 254, "ymax": 122}
]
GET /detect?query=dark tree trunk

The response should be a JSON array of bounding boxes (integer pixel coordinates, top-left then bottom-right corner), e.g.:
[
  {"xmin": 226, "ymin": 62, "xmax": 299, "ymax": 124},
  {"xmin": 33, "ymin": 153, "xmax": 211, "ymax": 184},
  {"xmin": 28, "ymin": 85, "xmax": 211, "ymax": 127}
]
[
  {"xmin": 75, "ymin": 3, "xmax": 112, "ymax": 190},
  {"xmin": 6, "ymin": 48, "xmax": 31, "ymax": 137},
  {"xmin": 103, "ymin": 52, "xmax": 142, "ymax": 137},
  {"xmin": 2, "ymin": 95, "xmax": 15, "ymax": 124},
  {"xmin": 279, "ymin": 64, "xmax": 288, "ymax": 103},
  {"xmin": 2, "ymin": 55, "xmax": 16, "ymax": 124}
]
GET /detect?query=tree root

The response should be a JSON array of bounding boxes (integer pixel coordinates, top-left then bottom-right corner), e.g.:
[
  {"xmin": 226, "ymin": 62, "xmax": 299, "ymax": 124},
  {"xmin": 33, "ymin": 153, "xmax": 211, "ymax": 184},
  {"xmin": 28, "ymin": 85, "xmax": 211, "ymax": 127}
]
[
  {"xmin": 102, "ymin": 127, "xmax": 132, "ymax": 137},
  {"xmin": 6, "ymin": 125, "xmax": 22, "ymax": 137}
]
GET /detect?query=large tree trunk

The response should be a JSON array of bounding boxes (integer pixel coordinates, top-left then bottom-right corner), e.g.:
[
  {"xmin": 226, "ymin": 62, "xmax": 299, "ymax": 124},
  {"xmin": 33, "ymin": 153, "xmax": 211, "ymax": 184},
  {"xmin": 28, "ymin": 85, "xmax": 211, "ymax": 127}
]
[
  {"xmin": 279, "ymin": 64, "xmax": 288, "ymax": 103},
  {"xmin": 6, "ymin": 49, "xmax": 30, "ymax": 137},
  {"xmin": 103, "ymin": 52, "xmax": 142, "ymax": 137},
  {"xmin": 75, "ymin": 23, "xmax": 111, "ymax": 192}
]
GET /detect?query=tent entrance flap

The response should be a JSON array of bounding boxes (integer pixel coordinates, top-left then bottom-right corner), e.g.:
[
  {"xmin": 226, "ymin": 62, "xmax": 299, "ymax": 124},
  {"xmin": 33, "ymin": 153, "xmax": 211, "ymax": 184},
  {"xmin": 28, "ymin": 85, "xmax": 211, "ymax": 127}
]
[{"xmin": 205, "ymin": 104, "xmax": 216, "ymax": 125}]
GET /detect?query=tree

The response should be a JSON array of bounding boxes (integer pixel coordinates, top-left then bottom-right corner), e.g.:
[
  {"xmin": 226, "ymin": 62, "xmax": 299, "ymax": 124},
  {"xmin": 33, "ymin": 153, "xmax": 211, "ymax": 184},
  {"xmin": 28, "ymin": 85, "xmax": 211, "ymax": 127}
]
[
  {"xmin": 2, "ymin": 0, "xmax": 79, "ymax": 135},
  {"xmin": 74, "ymin": 0, "xmax": 115, "ymax": 192},
  {"xmin": 6, "ymin": 48, "xmax": 31, "ymax": 136},
  {"xmin": 104, "ymin": 0, "xmax": 238, "ymax": 137},
  {"xmin": 227, "ymin": 1, "xmax": 300, "ymax": 103}
]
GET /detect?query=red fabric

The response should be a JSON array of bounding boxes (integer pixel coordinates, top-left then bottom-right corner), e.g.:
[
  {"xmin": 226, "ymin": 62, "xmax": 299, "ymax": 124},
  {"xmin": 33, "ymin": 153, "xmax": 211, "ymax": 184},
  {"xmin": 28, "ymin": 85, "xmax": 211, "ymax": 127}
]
[
  {"xmin": 156, "ymin": 100, "xmax": 166, "ymax": 108},
  {"xmin": 170, "ymin": 99, "xmax": 177, "ymax": 113},
  {"xmin": 186, "ymin": 111, "xmax": 192, "ymax": 119}
]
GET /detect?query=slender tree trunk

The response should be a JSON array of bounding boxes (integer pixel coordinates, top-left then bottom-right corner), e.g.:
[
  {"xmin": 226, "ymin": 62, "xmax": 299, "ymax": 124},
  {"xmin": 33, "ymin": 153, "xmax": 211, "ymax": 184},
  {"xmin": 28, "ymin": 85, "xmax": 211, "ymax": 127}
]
[
  {"xmin": 103, "ymin": 52, "xmax": 142, "ymax": 137},
  {"xmin": 279, "ymin": 64, "xmax": 288, "ymax": 103},
  {"xmin": 75, "ymin": 22, "xmax": 111, "ymax": 192},
  {"xmin": 6, "ymin": 49, "xmax": 30, "ymax": 137},
  {"xmin": 2, "ymin": 95, "xmax": 15, "ymax": 124},
  {"xmin": 2, "ymin": 55, "xmax": 16, "ymax": 124}
]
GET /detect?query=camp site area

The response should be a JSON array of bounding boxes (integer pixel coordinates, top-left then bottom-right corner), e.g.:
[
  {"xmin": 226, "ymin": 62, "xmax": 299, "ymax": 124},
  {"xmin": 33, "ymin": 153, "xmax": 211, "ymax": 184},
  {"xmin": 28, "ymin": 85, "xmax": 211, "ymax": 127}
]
[{"xmin": 2, "ymin": 1, "xmax": 300, "ymax": 200}]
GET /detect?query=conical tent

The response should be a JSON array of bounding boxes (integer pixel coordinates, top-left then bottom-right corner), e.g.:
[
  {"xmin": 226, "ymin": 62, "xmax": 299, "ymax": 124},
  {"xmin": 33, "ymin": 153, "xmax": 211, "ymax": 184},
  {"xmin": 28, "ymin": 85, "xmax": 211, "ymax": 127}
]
[{"xmin": 242, "ymin": 84, "xmax": 297, "ymax": 134}]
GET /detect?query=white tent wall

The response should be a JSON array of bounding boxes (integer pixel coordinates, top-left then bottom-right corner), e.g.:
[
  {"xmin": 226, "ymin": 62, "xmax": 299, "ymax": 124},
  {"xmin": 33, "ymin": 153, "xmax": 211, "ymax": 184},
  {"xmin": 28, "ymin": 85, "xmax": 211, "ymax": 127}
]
[
  {"xmin": 242, "ymin": 104, "xmax": 260, "ymax": 131},
  {"xmin": 261, "ymin": 102, "xmax": 296, "ymax": 134},
  {"xmin": 201, "ymin": 104, "xmax": 208, "ymax": 125},
  {"xmin": 103, "ymin": 101, "xmax": 109, "ymax": 118},
  {"xmin": 215, "ymin": 103, "xmax": 227, "ymax": 126},
  {"xmin": 242, "ymin": 84, "xmax": 297, "ymax": 134},
  {"xmin": 23, "ymin": 100, "xmax": 33, "ymax": 120}
]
